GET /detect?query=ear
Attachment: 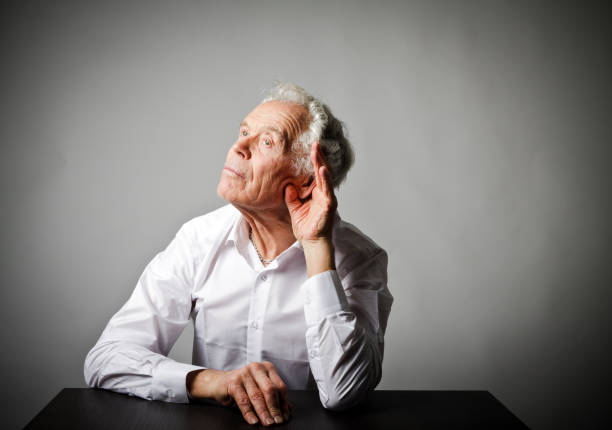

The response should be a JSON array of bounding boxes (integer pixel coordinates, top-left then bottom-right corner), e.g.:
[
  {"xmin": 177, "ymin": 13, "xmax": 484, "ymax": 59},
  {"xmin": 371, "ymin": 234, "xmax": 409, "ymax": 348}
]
[{"xmin": 297, "ymin": 174, "xmax": 316, "ymax": 199}]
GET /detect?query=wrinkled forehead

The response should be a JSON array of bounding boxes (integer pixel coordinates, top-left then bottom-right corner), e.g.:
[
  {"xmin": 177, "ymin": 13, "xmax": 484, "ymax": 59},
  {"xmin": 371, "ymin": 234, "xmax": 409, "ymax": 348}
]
[{"xmin": 245, "ymin": 100, "xmax": 310, "ymax": 147}]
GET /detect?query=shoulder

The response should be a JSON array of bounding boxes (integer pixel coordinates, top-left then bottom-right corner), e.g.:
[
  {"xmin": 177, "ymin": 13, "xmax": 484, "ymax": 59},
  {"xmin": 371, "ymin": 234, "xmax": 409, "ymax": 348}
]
[{"xmin": 332, "ymin": 213, "xmax": 388, "ymax": 278}]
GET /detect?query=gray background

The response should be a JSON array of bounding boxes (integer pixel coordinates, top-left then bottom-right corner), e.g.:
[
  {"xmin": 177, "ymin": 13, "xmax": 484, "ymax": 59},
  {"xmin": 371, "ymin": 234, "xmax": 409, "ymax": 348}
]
[{"xmin": 1, "ymin": 0, "xmax": 611, "ymax": 428}]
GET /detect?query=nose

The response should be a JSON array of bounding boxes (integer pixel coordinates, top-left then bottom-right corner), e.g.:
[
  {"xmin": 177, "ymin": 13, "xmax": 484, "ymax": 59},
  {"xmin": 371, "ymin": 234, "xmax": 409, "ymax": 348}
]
[{"xmin": 232, "ymin": 137, "xmax": 251, "ymax": 160}]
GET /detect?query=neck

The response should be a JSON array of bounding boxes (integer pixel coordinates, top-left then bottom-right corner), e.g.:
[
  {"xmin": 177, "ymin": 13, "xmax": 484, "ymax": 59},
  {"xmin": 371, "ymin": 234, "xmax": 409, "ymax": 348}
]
[{"xmin": 234, "ymin": 204, "xmax": 296, "ymax": 263}]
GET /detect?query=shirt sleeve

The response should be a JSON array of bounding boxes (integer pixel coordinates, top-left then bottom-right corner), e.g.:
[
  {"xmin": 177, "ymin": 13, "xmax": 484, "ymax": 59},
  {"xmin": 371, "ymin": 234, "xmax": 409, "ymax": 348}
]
[
  {"xmin": 300, "ymin": 249, "xmax": 393, "ymax": 410},
  {"xmin": 83, "ymin": 222, "xmax": 206, "ymax": 403}
]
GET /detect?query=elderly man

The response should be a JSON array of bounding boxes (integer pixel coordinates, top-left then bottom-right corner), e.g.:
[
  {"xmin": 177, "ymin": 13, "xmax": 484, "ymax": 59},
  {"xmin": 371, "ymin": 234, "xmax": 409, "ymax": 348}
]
[{"xmin": 84, "ymin": 82, "xmax": 393, "ymax": 426}]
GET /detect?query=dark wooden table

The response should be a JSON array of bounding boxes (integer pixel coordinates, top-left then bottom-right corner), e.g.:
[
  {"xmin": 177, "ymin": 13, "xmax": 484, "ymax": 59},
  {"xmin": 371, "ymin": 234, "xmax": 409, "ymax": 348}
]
[{"xmin": 24, "ymin": 388, "xmax": 528, "ymax": 429}]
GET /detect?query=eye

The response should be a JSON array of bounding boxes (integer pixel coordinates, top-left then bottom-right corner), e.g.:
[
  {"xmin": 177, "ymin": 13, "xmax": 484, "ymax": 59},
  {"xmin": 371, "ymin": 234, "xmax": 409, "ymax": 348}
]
[
  {"xmin": 263, "ymin": 138, "xmax": 272, "ymax": 147},
  {"xmin": 241, "ymin": 130, "xmax": 248, "ymax": 137}
]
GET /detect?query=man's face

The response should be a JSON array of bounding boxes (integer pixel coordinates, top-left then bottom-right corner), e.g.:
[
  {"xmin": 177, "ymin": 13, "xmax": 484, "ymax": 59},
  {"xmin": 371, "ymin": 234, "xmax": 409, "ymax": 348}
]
[{"xmin": 217, "ymin": 100, "xmax": 310, "ymax": 211}]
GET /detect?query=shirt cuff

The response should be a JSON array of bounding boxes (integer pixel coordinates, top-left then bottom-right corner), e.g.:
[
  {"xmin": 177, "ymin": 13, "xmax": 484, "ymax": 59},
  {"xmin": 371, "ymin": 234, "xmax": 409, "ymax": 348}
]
[
  {"xmin": 301, "ymin": 270, "xmax": 349, "ymax": 326},
  {"xmin": 151, "ymin": 359, "xmax": 206, "ymax": 403}
]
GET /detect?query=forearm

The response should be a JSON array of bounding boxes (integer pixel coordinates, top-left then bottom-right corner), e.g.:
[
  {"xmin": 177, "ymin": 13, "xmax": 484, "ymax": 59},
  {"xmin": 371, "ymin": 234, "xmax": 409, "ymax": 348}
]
[
  {"xmin": 84, "ymin": 340, "xmax": 204, "ymax": 403},
  {"xmin": 301, "ymin": 270, "xmax": 383, "ymax": 410},
  {"xmin": 306, "ymin": 312, "xmax": 382, "ymax": 410}
]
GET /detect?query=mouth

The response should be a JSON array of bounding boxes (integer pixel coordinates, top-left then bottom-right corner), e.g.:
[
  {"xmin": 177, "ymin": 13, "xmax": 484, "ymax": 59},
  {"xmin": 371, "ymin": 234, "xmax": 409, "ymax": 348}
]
[{"xmin": 223, "ymin": 166, "xmax": 245, "ymax": 179}]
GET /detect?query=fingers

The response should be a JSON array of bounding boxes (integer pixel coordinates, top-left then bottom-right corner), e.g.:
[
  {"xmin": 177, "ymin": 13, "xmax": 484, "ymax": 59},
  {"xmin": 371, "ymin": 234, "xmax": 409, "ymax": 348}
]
[
  {"xmin": 241, "ymin": 368, "xmax": 276, "ymax": 426},
  {"xmin": 311, "ymin": 141, "xmax": 334, "ymax": 196},
  {"xmin": 251, "ymin": 362, "xmax": 284, "ymax": 424},
  {"xmin": 284, "ymin": 184, "xmax": 299, "ymax": 211},
  {"xmin": 228, "ymin": 362, "xmax": 289, "ymax": 426},
  {"xmin": 319, "ymin": 165, "xmax": 331, "ymax": 197},
  {"xmin": 227, "ymin": 378, "xmax": 259, "ymax": 425},
  {"xmin": 264, "ymin": 362, "xmax": 291, "ymax": 421},
  {"xmin": 310, "ymin": 141, "xmax": 324, "ymax": 188}
]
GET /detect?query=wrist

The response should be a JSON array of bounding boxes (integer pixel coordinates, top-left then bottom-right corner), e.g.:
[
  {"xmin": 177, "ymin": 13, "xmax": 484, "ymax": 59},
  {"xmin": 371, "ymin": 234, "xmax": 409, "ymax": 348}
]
[
  {"xmin": 301, "ymin": 237, "xmax": 333, "ymax": 252},
  {"xmin": 187, "ymin": 369, "xmax": 226, "ymax": 401},
  {"xmin": 302, "ymin": 238, "xmax": 335, "ymax": 277}
]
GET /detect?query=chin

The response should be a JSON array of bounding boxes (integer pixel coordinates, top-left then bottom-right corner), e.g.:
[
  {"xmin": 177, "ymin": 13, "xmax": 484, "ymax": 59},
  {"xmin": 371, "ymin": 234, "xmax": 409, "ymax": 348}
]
[
  {"xmin": 217, "ymin": 180, "xmax": 242, "ymax": 206},
  {"xmin": 216, "ymin": 180, "xmax": 232, "ymax": 202},
  {"xmin": 216, "ymin": 181, "xmax": 224, "ymax": 198}
]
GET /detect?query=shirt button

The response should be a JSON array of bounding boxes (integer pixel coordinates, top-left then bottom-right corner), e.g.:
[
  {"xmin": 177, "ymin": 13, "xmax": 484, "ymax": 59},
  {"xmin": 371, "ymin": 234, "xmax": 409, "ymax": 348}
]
[
  {"xmin": 251, "ymin": 321, "xmax": 259, "ymax": 329},
  {"xmin": 309, "ymin": 350, "xmax": 316, "ymax": 359},
  {"xmin": 260, "ymin": 274, "xmax": 268, "ymax": 281}
]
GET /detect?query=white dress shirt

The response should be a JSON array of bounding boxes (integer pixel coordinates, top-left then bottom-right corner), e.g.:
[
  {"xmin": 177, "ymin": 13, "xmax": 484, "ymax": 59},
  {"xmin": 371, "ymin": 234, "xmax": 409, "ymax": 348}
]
[{"xmin": 84, "ymin": 204, "xmax": 393, "ymax": 410}]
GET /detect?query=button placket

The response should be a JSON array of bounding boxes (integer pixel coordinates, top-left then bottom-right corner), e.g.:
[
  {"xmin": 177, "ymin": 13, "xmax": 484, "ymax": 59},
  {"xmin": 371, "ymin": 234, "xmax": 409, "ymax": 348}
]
[{"xmin": 246, "ymin": 271, "xmax": 271, "ymax": 363}]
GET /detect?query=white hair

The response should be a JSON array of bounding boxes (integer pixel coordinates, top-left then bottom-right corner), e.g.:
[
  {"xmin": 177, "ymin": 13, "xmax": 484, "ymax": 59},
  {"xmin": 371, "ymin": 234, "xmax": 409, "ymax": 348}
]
[{"xmin": 261, "ymin": 82, "xmax": 354, "ymax": 188}]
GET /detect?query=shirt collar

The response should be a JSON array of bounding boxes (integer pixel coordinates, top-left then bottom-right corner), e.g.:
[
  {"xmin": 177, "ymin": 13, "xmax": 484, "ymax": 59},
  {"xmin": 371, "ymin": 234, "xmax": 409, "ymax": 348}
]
[
  {"xmin": 225, "ymin": 208, "xmax": 343, "ymax": 254},
  {"xmin": 226, "ymin": 210, "xmax": 250, "ymax": 250}
]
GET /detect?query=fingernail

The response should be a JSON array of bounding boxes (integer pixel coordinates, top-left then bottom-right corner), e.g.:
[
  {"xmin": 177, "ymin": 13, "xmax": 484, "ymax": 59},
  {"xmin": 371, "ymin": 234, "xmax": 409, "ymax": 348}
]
[
  {"xmin": 274, "ymin": 415, "xmax": 283, "ymax": 424},
  {"xmin": 266, "ymin": 417, "xmax": 275, "ymax": 425},
  {"xmin": 248, "ymin": 415, "xmax": 258, "ymax": 425}
]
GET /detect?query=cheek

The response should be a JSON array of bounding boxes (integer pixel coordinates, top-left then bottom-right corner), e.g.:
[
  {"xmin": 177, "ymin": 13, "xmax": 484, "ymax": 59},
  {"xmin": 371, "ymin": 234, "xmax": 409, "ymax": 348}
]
[
  {"xmin": 261, "ymin": 169, "xmax": 282, "ymax": 187},
  {"xmin": 264, "ymin": 171, "xmax": 293, "ymax": 198},
  {"xmin": 253, "ymin": 158, "xmax": 292, "ymax": 191}
]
